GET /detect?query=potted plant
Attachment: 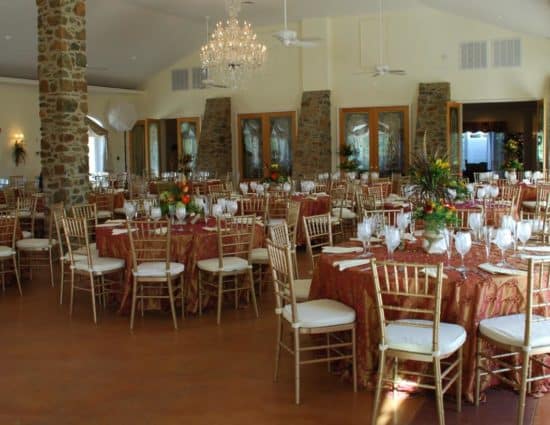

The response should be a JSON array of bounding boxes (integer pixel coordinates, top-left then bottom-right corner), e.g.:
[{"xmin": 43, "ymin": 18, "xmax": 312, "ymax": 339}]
[
  {"xmin": 13, "ymin": 140, "xmax": 26, "ymax": 166},
  {"xmin": 339, "ymin": 145, "xmax": 359, "ymax": 173}
]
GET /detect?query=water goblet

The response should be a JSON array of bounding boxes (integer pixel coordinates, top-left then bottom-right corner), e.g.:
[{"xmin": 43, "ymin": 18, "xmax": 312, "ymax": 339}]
[
  {"xmin": 239, "ymin": 182, "xmax": 248, "ymax": 195},
  {"xmin": 481, "ymin": 226, "xmax": 494, "ymax": 260},
  {"xmin": 493, "ymin": 227, "xmax": 513, "ymax": 267},
  {"xmin": 384, "ymin": 226, "xmax": 400, "ymax": 260},
  {"xmin": 357, "ymin": 220, "xmax": 373, "ymax": 258},
  {"xmin": 396, "ymin": 212, "xmax": 411, "ymax": 237},
  {"xmin": 168, "ymin": 204, "xmax": 176, "ymax": 224},
  {"xmin": 454, "ymin": 231, "xmax": 472, "ymax": 273},
  {"xmin": 124, "ymin": 201, "xmax": 136, "ymax": 221},
  {"xmin": 468, "ymin": 212, "xmax": 483, "ymax": 243},
  {"xmin": 249, "ymin": 181, "xmax": 258, "ymax": 192},
  {"xmin": 150, "ymin": 207, "xmax": 162, "ymax": 221},
  {"xmin": 443, "ymin": 227, "xmax": 455, "ymax": 269},
  {"xmin": 212, "ymin": 204, "xmax": 224, "ymax": 220},
  {"xmin": 226, "ymin": 200, "xmax": 238, "ymax": 217},
  {"xmin": 176, "ymin": 205, "xmax": 187, "ymax": 224},
  {"xmin": 516, "ymin": 220, "xmax": 532, "ymax": 251}
]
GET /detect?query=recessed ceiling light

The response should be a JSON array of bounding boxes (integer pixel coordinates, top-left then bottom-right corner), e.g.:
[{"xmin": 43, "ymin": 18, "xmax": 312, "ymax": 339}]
[{"xmin": 4, "ymin": 35, "xmax": 12, "ymax": 41}]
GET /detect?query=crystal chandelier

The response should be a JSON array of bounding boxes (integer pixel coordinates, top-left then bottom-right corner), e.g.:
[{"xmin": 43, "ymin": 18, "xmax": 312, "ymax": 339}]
[{"xmin": 200, "ymin": 0, "xmax": 267, "ymax": 89}]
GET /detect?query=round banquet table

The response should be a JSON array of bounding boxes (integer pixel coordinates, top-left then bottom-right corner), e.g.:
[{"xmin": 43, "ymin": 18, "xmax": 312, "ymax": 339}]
[
  {"xmin": 309, "ymin": 238, "xmax": 550, "ymax": 402},
  {"xmin": 291, "ymin": 194, "xmax": 331, "ymax": 246},
  {"xmin": 96, "ymin": 220, "xmax": 265, "ymax": 314}
]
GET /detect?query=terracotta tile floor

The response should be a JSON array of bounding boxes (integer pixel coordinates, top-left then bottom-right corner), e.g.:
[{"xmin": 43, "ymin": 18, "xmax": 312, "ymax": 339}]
[{"xmin": 0, "ymin": 253, "xmax": 547, "ymax": 425}]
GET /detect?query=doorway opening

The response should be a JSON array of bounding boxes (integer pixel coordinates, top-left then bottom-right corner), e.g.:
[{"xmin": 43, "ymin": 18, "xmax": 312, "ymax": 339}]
[{"xmin": 461, "ymin": 100, "xmax": 542, "ymax": 181}]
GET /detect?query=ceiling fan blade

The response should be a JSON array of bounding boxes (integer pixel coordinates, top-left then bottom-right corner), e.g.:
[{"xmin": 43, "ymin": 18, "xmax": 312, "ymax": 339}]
[
  {"xmin": 388, "ymin": 70, "xmax": 406, "ymax": 75},
  {"xmin": 292, "ymin": 40, "xmax": 320, "ymax": 48},
  {"xmin": 202, "ymin": 79, "xmax": 228, "ymax": 89}
]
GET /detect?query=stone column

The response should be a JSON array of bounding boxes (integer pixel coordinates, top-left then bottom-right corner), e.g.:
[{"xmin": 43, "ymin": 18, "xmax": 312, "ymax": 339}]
[
  {"xmin": 294, "ymin": 90, "xmax": 332, "ymax": 178},
  {"xmin": 37, "ymin": 0, "xmax": 89, "ymax": 205},
  {"xmin": 415, "ymin": 82, "xmax": 451, "ymax": 156},
  {"xmin": 196, "ymin": 97, "xmax": 232, "ymax": 179}
]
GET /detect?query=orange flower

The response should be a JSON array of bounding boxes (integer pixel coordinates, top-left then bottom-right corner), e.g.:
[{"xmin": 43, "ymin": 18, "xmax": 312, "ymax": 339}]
[
  {"xmin": 182, "ymin": 194, "xmax": 191, "ymax": 205},
  {"xmin": 183, "ymin": 185, "xmax": 189, "ymax": 194}
]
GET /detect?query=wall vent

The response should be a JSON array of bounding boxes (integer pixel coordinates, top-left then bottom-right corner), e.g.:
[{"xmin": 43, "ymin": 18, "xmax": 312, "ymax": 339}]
[
  {"xmin": 171, "ymin": 69, "xmax": 189, "ymax": 91},
  {"xmin": 492, "ymin": 39, "xmax": 521, "ymax": 67},
  {"xmin": 460, "ymin": 41, "xmax": 487, "ymax": 70},
  {"xmin": 192, "ymin": 67, "xmax": 207, "ymax": 89}
]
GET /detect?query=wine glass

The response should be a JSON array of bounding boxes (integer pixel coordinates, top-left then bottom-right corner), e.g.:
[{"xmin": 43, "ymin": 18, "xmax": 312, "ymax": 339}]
[
  {"xmin": 124, "ymin": 202, "xmax": 136, "ymax": 221},
  {"xmin": 168, "ymin": 204, "xmax": 176, "ymax": 224},
  {"xmin": 481, "ymin": 226, "xmax": 495, "ymax": 260},
  {"xmin": 443, "ymin": 227, "xmax": 454, "ymax": 269},
  {"xmin": 468, "ymin": 212, "xmax": 483, "ymax": 243},
  {"xmin": 176, "ymin": 205, "xmax": 186, "ymax": 224},
  {"xmin": 477, "ymin": 186, "xmax": 486, "ymax": 200},
  {"xmin": 239, "ymin": 182, "xmax": 248, "ymax": 195},
  {"xmin": 396, "ymin": 212, "xmax": 411, "ymax": 238},
  {"xmin": 226, "ymin": 200, "xmax": 238, "ymax": 217},
  {"xmin": 249, "ymin": 181, "xmax": 258, "ymax": 192},
  {"xmin": 493, "ymin": 228, "xmax": 514, "ymax": 267},
  {"xmin": 454, "ymin": 231, "xmax": 472, "ymax": 273},
  {"xmin": 143, "ymin": 200, "xmax": 152, "ymax": 219},
  {"xmin": 516, "ymin": 220, "xmax": 532, "ymax": 251},
  {"xmin": 501, "ymin": 215, "xmax": 517, "ymax": 251},
  {"xmin": 357, "ymin": 220, "xmax": 373, "ymax": 258},
  {"xmin": 150, "ymin": 207, "xmax": 162, "ymax": 221},
  {"xmin": 283, "ymin": 182, "xmax": 291, "ymax": 193},
  {"xmin": 212, "ymin": 204, "xmax": 224, "ymax": 220},
  {"xmin": 384, "ymin": 226, "xmax": 400, "ymax": 260}
]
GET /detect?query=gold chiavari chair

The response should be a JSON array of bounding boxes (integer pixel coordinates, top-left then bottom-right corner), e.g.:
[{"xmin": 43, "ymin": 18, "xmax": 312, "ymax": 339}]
[
  {"xmin": 127, "ymin": 220, "xmax": 186, "ymax": 330},
  {"xmin": 366, "ymin": 184, "xmax": 385, "ymax": 208},
  {"xmin": 362, "ymin": 208, "xmax": 404, "ymax": 227},
  {"xmin": 455, "ymin": 206, "xmax": 484, "ymax": 231},
  {"xmin": 16, "ymin": 195, "xmax": 35, "ymax": 239},
  {"xmin": 522, "ymin": 183, "xmax": 550, "ymax": 212},
  {"xmin": 71, "ymin": 203, "xmax": 98, "ymax": 246},
  {"xmin": 269, "ymin": 223, "xmax": 310, "ymax": 301},
  {"xmin": 520, "ymin": 193, "xmax": 550, "ymax": 244},
  {"xmin": 208, "ymin": 183, "xmax": 226, "ymax": 194},
  {"xmin": 209, "ymin": 190, "xmax": 232, "ymax": 206},
  {"xmin": 16, "ymin": 202, "xmax": 63, "ymax": 287},
  {"xmin": 371, "ymin": 260, "xmax": 466, "ymax": 425},
  {"xmin": 52, "ymin": 205, "xmax": 72, "ymax": 304},
  {"xmin": 475, "ymin": 258, "xmax": 550, "ymax": 425},
  {"xmin": 0, "ymin": 211, "xmax": 22, "ymax": 295},
  {"xmin": 267, "ymin": 239, "xmax": 356, "ymax": 404},
  {"xmin": 88, "ymin": 192, "xmax": 114, "ymax": 221},
  {"xmin": 303, "ymin": 213, "xmax": 333, "ymax": 272},
  {"xmin": 330, "ymin": 186, "xmax": 356, "ymax": 241},
  {"xmin": 62, "ymin": 217, "xmax": 124, "ymax": 323},
  {"xmin": 240, "ymin": 196, "xmax": 268, "ymax": 223},
  {"xmin": 267, "ymin": 194, "xmax": 289, "ymax": 227},
  {"xmin": 197, "ymin": 215, "xmax": 258, "ymax": 325}
]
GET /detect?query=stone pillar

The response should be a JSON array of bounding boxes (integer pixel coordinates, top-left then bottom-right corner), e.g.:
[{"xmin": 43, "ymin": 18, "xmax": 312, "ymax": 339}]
[
  {"xmin": 294, "ymin": 90, "xmax": 331, "ymax": 178},
  {"xmin": 415, "ymin": 82, "xmax": 451, "ymax": 156},
  {"xmin": 196, "ymin": 97, "xmax": 232, "ymax": 179},
  {"xmin": 37, "ymin": 0, "xmax": 89, "ymax": 205}
]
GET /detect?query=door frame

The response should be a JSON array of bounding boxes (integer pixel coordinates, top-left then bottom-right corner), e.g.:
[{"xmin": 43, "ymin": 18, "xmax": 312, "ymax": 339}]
[
  {"xmin": 176, "ymin": 117, "xmax": 201, "ymax": 161},
  {"xmin": 446, "ymin": 101, "xmax": 463, "ymax": 175}
]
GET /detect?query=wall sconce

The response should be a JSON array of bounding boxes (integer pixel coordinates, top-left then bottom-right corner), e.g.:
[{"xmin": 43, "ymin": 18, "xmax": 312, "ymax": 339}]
[{"xmin": 12, "ymin": 133, "xmax": 27, "ymax": 166}]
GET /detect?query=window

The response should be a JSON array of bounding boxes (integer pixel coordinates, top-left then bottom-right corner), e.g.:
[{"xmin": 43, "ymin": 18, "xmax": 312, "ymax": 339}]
[
  {"xmin": 87, "ymin": 116, "xmax": 108, "ymax": 178},
  {"xmin": 238, "ymin": 111, "xmax": 296, "ymax": 179},
  {"xmin": 176, "ymin": 117, "xmax": 201, "ymax": 171},
  {"xmin": 339, "ymin": 106, "xmax": 409, "ymax": 175}
]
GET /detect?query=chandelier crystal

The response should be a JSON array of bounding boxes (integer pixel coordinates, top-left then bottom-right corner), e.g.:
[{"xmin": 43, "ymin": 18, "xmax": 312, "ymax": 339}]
[{"xmin": 200, "ymin": 0, "xmax": 267, "ymax": 89}]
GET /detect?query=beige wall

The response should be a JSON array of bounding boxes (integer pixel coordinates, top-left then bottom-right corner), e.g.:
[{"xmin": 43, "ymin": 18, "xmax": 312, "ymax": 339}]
[
  {"xmin": 140, "ymin": 5, "xmax": 550, "ymax": 171},
  {"xmin": 0, "ymin": 81, "xmax": 141, "ymax": 180}
]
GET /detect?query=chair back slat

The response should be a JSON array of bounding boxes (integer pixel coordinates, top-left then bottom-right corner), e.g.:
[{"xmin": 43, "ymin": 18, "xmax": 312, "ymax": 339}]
[
  {"xmin": 362, "ymin": 208, "xmax": 403, "ymax": 227},
  {"xmin": 72, "ymin": 203, "xmax": 98, "ymax": 242},
  {"xmin": 0, "ymin": 212, "xmax": 17, "ymax": 248},
  {"xmin": 526, "ymin": 259, "xmax": 550, "ymax": 347},
  {"xmin": 266, "ymin": 239, "xmax": 297, "ymax": 321},
  {"xmin": 127, "ymin": 220, "xmax": 171, "ymax": 273},
  {"xmin": 240, "ymin": 196, "xmax": 268, "ymax": 221},
  {"xmin": 303, "ymin": 213, "xmax": 333, "ymax": 270},
  {"xmin": 217, "ymin": 215, "xmax": 255, "ymax": 268},
  {"xmin": 62, "ymin": 217, "xmax": 94, "ymax": 268}
]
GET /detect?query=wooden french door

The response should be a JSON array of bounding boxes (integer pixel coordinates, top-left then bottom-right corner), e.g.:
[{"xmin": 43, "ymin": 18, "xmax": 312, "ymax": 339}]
[
  {"xmin": 339, "ymin": 106, "xmax": 410, "ymax": 175},
  {"xmin": 238, "ymin": 111, "xmax": 297, "ymax": 179},
  {"xmin": 128, "ymin": 119, "xmax": 160, "ymax": 177}
]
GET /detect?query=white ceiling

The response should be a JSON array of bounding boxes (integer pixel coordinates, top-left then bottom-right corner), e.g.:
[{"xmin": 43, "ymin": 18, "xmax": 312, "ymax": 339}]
[{"xmin": 0, "ymin": 0, "xmax": 548, "ymax": 89}]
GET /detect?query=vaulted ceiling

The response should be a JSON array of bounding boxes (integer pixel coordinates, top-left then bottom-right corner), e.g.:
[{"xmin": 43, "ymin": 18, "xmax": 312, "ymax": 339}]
[{"xmin": 0, "ymin": 0, "xmax": 548, "ymax": 89}]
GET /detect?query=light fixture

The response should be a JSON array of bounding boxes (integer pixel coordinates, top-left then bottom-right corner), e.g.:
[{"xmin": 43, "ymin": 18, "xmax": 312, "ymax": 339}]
[{"xmin": 200, "ymin": 0, "xmax": 267, "ymax": 89}]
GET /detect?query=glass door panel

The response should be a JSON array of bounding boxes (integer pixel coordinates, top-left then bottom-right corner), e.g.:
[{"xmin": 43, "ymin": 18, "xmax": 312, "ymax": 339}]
[
  {"xmin": 241, "ymin": 118, "xmax": 263, "ymax": 179},
  {"xmin": 344, "ymin": 113, "xmax": 370, "ymax": 171},
  {"xmin": 180, "ymin": 121, "xmax": 198, "ymax": 170},
  {"xmin": 269, "ymin": 116, "xmax": 292, "ymax": 176},
  {"xmin": 148, "ymin": 120, "xmax": 160, "ymax": 178},
  {"xmin": 378, "ymin": 111, "xmax": 405, "ymax": 175},
  {"xmin": 129, "ymin": 121, "xmax": 146, "ymax": 177},
  {"xmin": 447, "ymin": 102, "xmax": 462, "ymax": 175}
]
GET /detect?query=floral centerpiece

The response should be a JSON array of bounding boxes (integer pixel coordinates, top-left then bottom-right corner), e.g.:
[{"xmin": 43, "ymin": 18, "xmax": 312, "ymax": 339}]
[
  {"xmin": 502, "ymin": 136, "xmax": 524, "ymax": 171},
  {"xmin": 414, "ymin": 200, "xmax": 458, "ymax": 232},
  {"xmin": 339, "ymin": 145, "xmax": 360, "ymax": 172},
  {"xmin": 263, "ymin": 163, "xmax": 289, "ymax": 184},
  {"xmin": 159, "ymin": 179, "xmax": 202, "ymax": 217}
]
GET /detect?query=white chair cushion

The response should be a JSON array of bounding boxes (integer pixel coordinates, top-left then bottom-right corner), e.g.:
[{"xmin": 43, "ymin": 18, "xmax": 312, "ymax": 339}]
[
  {"xmin": 479, "ymin": 313, "xmax": 550, "ymax": 349},
  {"xmin": 294, "ymin": 279, "xmax": 311, "ymax": 301},
  {"xmin": 250, "ymin": 247, "xmax": 268, "ymax": 263},
  {"xmin": 385, "ymin": 319, "xmax": 466, "ymax": 357},
  {"xmin": 73, "ymin": 257, "xmax": 125, "ymax": 274},
  {"xmin": 63, "ymin": 253, "xmax": 89, "ymax": 262},
  {"xmin": 22, "ymin": 231, "xmax": 32, "ymax": 239},
  {"xmin": 97, "ymin": 210, "xmax": 113, "ymax": 219},
  {"xmin": 332, "ymin": 207, "xmax": 357, "ymax": 220},
  {"xmin": 114, "ymin": 207, "xmax": 125, "ymax": 215},
  {"xmin": 282, "ymin": 299, "xmax": 355, "ymax": 328},
  {"xmin": 197, "ymin": 256, "xmax": 250, "ymax": 273},
  {"xmin": 0, "ymin": 245, "xmax": 15, "ymax": 258},
  {"xmin": 522, "ymin": 201, "xmax": 541, "ymax": 210},
  {"xmin": 34, "ymin": 212, "xmax": 45, "ymax": 219},
  {"xmin": 133, "ymin": 261, "xmax": 184, "ymax": 277},
  {"xmin": 267, "ymin": 218, "xmax": 285, "ymax": 226},
  {"xmin": 16, "ymin": 238, "xmax": 57, "ymax": 250},
  {"xmin": 17, "ymin": 211, "xmax": 31, "ymax": 218},
  {"xmin": 74, "ymin": 243, "xmax": 97, "ymax": 256}
]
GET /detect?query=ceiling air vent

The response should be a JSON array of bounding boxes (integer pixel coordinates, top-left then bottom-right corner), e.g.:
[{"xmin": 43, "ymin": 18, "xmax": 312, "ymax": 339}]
[
  {"xmin": 171, "ymin": 69, "xmax": 189, "ymax": 91},
  {"xmin": 192, "ymin": 67, "xmax": 207, "ymax": 89},
  {"xmin": 492, "ymin": 39, "xmax": 521, "ymax": 67},
  {"xmin": 460, "ymin": 41, "xmax": 487, "ymax": 70}
]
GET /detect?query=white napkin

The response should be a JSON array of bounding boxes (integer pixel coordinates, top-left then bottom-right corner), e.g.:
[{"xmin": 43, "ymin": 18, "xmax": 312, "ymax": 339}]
[
  {"xmin": 519, "ymin": 254, "xmax": 550, "ymax": 261},
  {"xmin": 112, "ymin": 228, "xmax": 136, "ymax": 235},
  {"xmin": 96, "ymin": 222, "xmax": 122, "ymax": 228},
  {"xmin": 332, "ymin": 259, "xmax": 371, "ymax": 271},
  {"xmin": 105, "ymin": 219, "xmax": 126, "ymax": 224},
  {"xmin": 349, "ymin": 237, "xmax": 382, "ymax": 243},
  {"xmin": 316, "ymin": 192, "xmax": 328, "ymax": 196},
  {"xmin": 478, "ymin": 263, "xmax": 527, "ymax": 276},
  {"xmin": 154, "ymin": 227, "xmax": 168, "ymax": 235},
  {"xmin": 202, "ymin": 226, "xmax": 218, "ymax": 232},
  {"xmin": 519, "ymin": 246, "xmax": 550, "ymax": 253},
  {"xmin": 322, "ymin": 246, "xmax": 363, "ymax": 254},
  {"xmin": 420, "ymin": 267, "xmax": 448, "ymax": 279}
]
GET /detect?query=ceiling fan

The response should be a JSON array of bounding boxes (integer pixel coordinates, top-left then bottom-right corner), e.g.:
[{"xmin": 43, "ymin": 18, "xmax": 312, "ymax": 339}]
[
  {"xmin": 273, "ymin": 0, "xmax": 321, "ymax": 48},
  {"xmin": 371, "ymin": 0, "xmax": 406, "ymax": 77}
]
